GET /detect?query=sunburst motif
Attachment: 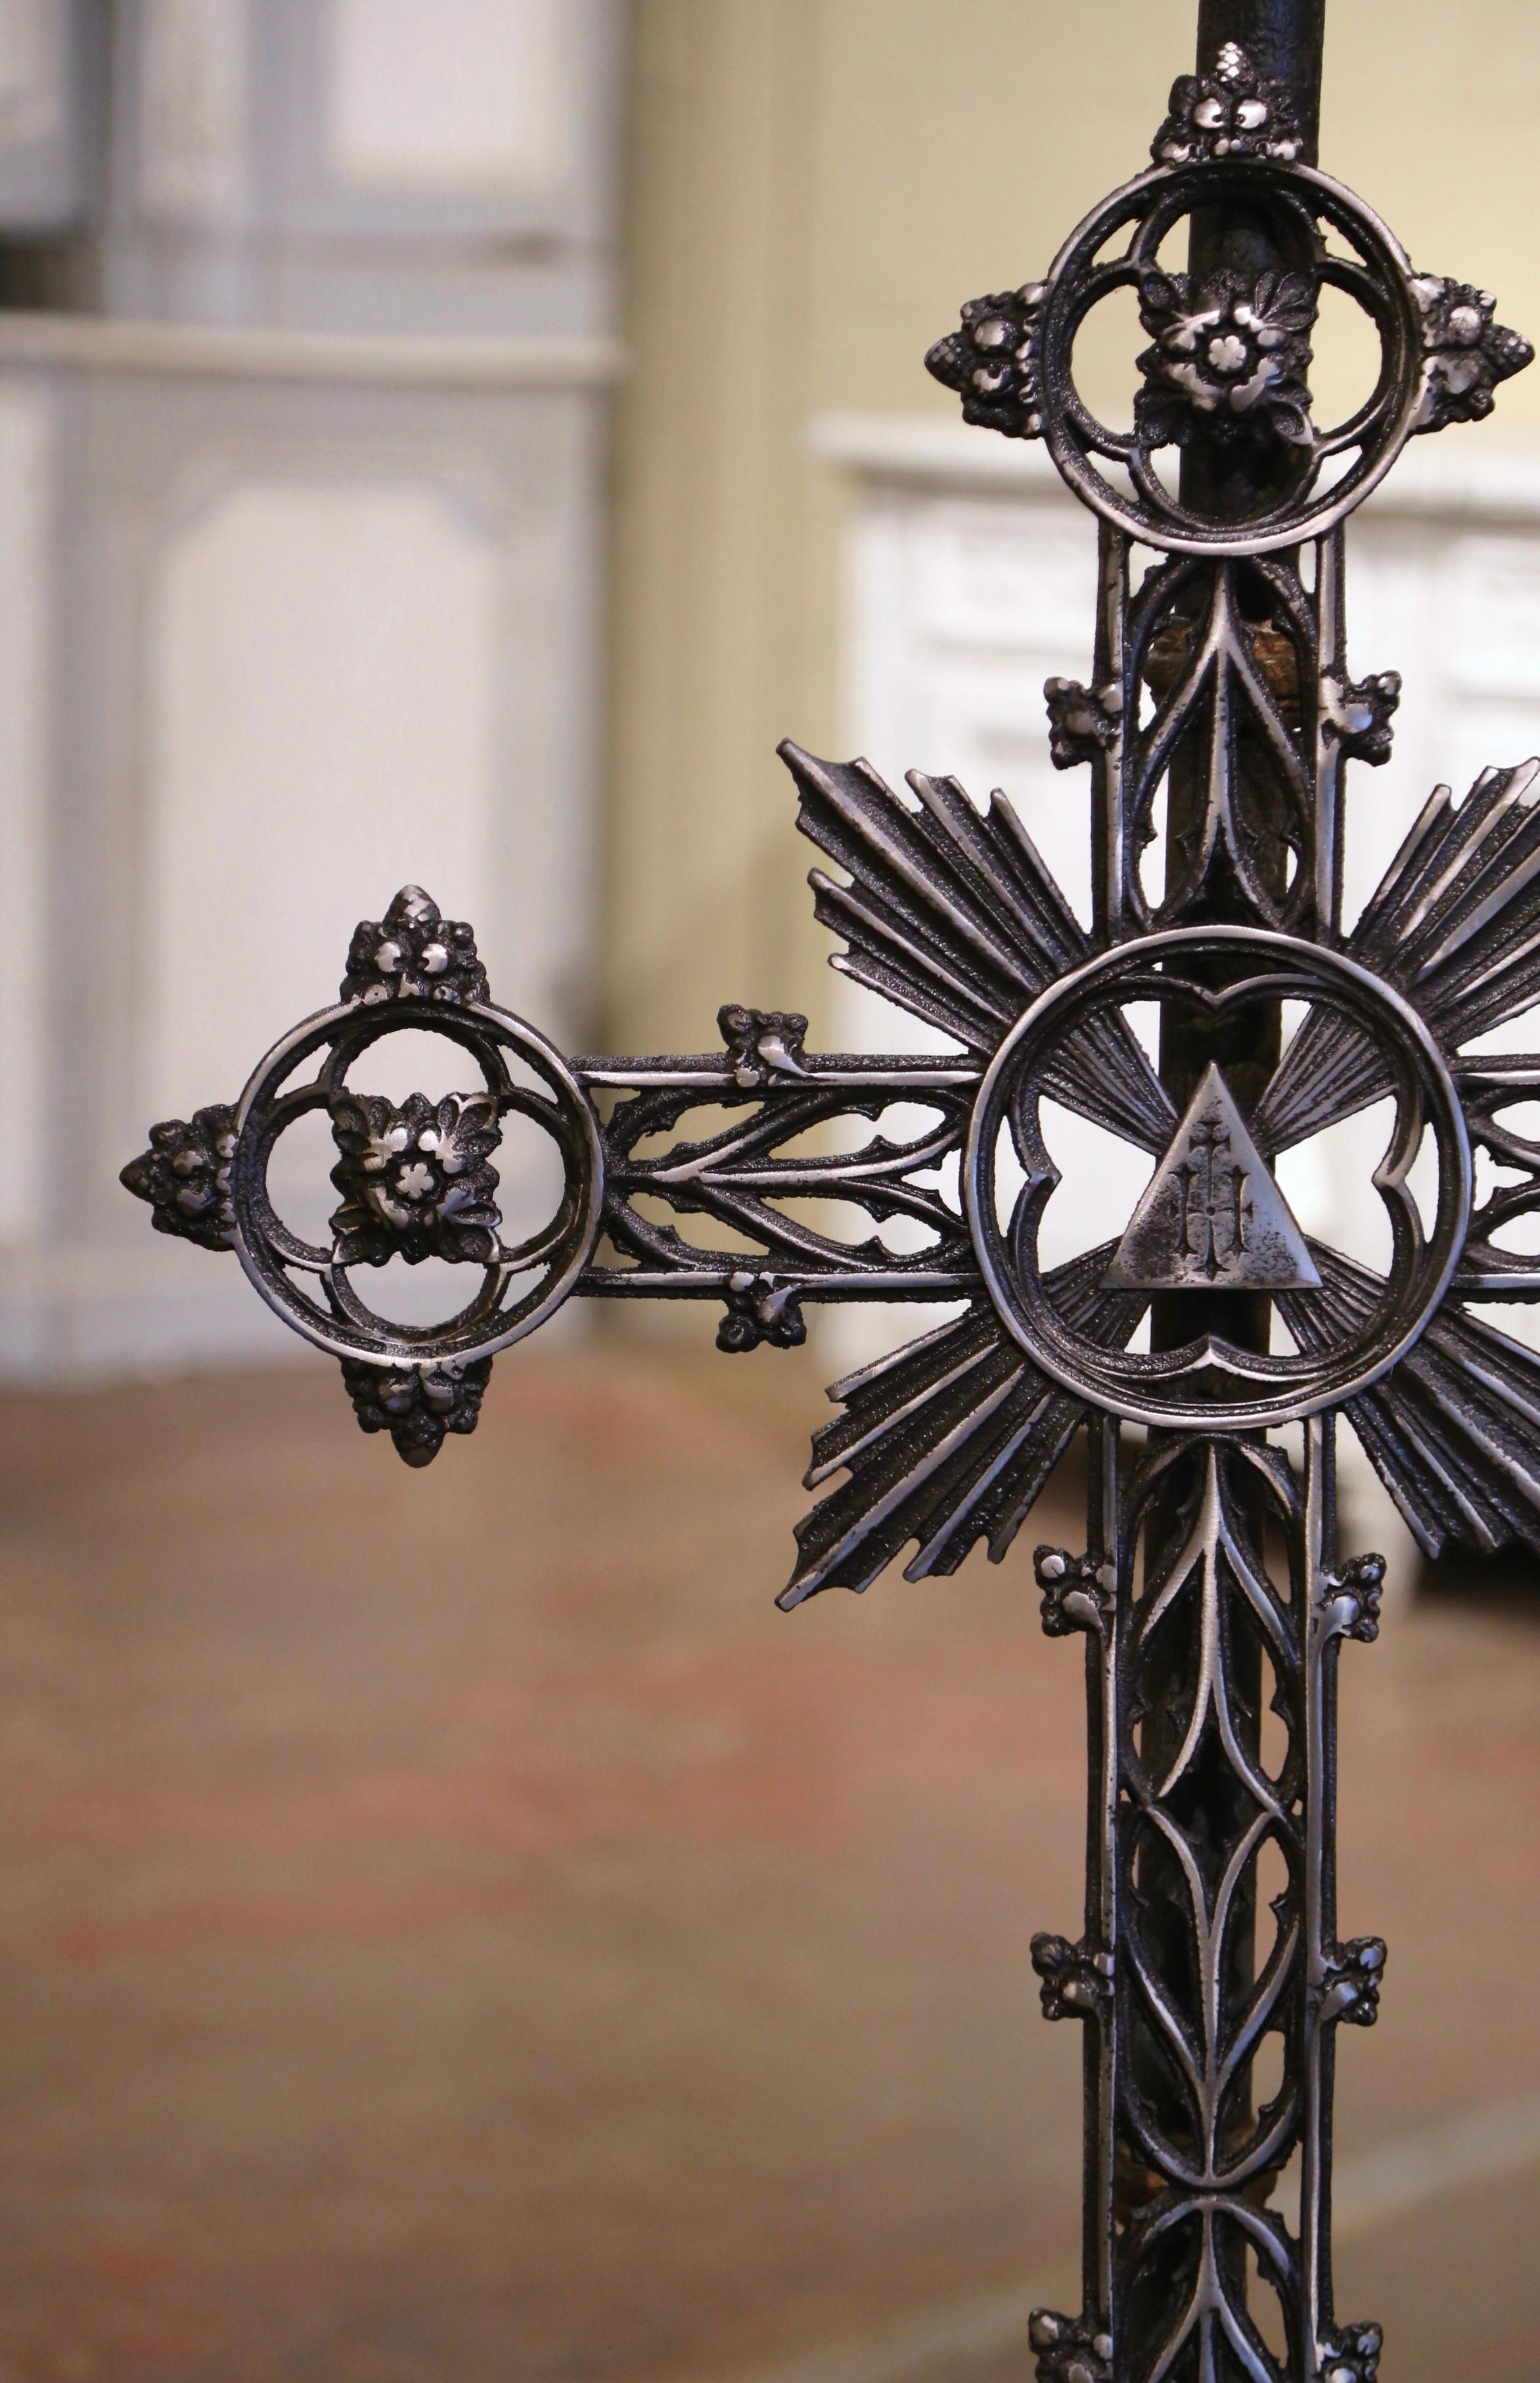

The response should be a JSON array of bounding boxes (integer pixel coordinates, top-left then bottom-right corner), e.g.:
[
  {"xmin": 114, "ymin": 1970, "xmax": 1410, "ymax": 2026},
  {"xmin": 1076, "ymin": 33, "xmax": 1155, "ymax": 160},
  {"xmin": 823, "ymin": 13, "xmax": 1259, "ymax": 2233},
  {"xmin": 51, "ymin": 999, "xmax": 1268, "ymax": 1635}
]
[{"xmin": 779, "ymin": 741, "xmax": 1540, "ymax": 1599}]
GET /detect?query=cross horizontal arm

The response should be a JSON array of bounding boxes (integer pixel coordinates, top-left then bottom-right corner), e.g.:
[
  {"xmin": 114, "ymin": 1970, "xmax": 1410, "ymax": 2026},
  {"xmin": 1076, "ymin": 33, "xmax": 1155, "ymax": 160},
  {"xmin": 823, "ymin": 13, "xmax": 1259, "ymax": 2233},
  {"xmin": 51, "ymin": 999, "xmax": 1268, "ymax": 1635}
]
[
  {"xmin": 574, "ymin": 1054, "xmax": 980, "ymax": 1090},
  {"xmin": 120, "ymin": 887, "xmax": 997, "ymax": 1454},
  {"xmin": 575, "ymin": 1045, "xmax": 982, "ymax": 1319}
]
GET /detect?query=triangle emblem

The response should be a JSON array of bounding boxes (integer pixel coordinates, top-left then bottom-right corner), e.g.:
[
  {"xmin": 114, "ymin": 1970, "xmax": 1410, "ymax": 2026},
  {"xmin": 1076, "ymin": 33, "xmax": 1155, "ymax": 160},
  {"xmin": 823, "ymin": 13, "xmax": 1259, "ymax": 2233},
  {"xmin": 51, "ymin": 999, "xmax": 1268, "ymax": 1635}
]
[{"xmin": 1104, "ymin": 1063, "xmax": 1321, "ymax": 1293}]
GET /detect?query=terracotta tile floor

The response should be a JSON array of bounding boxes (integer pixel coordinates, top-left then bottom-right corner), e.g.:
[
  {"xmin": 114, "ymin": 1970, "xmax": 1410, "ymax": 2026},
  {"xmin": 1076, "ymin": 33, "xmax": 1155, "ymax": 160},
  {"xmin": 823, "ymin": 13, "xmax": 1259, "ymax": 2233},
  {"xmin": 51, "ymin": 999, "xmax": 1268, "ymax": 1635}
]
[{"xmin": 0, "ymin": 1344, "xmax": 1533, "ymax": 2381}]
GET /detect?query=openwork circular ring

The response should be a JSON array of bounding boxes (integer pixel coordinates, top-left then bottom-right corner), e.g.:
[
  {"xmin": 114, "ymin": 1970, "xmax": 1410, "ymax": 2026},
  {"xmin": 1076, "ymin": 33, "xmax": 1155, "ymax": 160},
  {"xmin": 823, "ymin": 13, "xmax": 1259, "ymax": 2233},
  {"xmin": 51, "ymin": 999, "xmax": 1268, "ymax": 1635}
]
[
  {"xmin": 1036, "ymin": 156, "xmax": 1426, "ymax": 555},
  {"xmin": 964, "ymin": 927, "xmax": 1472, "ymax": 1432},
  {"xmin": 227, "ymin": 993, "xmax": 604, "ymax": 1368}
]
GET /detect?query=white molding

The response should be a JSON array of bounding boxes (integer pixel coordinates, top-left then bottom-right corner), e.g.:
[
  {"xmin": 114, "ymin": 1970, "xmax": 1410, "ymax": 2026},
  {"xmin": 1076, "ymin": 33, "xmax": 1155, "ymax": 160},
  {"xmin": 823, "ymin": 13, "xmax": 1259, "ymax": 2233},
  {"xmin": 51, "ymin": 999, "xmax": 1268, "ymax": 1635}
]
[
  {"xmin": 0, "ymin": 382, "xmax": 49, "ymax": 1248},
  {"xmin": 808, "ymin": 411, "xmax": 1061, "ymax": 495},
  {"xmin": 0, "ymin": 310, "xmax": 627, "ymax": 390},
  {"xmin": 0, "ymin": 321, "xmax": 610, "ymax": 1382},
  {"xmin": 0, "ymin": 0, "xmax": 66, "ymax": 147},
  {"xmin": 137, "ymin": 0, "xmax": 250, "ymax": 223},
  {"xmin": 807, "ymin": 409, "xmax": 1540, "ymax": 525}
]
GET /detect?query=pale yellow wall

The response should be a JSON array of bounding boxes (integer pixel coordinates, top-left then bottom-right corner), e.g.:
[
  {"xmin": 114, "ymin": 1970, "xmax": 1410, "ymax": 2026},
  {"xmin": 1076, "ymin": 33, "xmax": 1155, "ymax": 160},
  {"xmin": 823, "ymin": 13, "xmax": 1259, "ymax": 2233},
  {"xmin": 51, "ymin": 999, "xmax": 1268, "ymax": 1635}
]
[{"xmin": 604, "ymin": 0, "xmax": 1540, "ymax": 1053}]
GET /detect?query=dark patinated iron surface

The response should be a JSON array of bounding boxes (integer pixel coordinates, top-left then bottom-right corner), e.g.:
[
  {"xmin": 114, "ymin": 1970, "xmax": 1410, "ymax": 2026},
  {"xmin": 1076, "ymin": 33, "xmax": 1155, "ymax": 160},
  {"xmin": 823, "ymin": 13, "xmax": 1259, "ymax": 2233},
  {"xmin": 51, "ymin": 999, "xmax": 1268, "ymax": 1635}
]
[{"xmin": 122, "ymin": 7, "xmax": 1537, "ymax": 2375}]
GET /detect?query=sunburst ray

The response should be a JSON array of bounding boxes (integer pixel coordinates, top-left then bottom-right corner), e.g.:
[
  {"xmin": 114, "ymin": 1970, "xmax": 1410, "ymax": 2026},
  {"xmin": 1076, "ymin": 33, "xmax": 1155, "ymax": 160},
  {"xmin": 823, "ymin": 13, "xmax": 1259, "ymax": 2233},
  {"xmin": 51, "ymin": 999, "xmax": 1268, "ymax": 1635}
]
[
  {"xmin": 780, "ymin": 742, "xmax": 1177, "ymax": 1152},
  {"xmin": 1256, "ymin": 761, "xmax": 1540, "ymax": 1150},
  {"xmin": 781, "ymin": 1243, "xmax": 1145, "ymax": 1606},
  {"xmin": 1277, "ymin": 1240, "xmax": 1540, "ymax": 1556}
]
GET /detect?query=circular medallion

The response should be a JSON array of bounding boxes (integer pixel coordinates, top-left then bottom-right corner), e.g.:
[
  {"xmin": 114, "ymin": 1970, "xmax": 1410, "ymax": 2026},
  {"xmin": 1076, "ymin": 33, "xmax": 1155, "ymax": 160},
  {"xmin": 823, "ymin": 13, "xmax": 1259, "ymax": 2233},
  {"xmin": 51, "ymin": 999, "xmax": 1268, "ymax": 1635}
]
[
  {"xmin": 227, "ymin": 994, "xmax": 604, "ymax": 1369},
  {"xmin": 1034, "ymin": 157, "xmax": 1426, "ymax": 555},
  {"xmin": 963, "ymin": 926, "xmax": 1470, "ymax": 1431}
]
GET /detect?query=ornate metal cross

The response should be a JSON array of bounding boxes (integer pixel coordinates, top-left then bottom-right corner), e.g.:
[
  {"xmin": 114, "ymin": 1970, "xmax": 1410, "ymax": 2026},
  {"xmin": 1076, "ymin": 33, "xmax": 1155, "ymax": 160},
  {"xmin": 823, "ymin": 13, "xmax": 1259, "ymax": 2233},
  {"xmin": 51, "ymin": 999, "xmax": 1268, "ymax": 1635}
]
[{"xmin": 122, "ymin": 11, "xmax": 1537, "ymax": 2378}]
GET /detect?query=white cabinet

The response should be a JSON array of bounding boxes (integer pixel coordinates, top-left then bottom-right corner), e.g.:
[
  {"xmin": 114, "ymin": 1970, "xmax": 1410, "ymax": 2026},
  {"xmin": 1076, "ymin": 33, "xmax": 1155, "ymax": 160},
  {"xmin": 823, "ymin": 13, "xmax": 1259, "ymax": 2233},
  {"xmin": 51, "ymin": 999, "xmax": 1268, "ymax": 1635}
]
[{"xmin": 0, "ymin": 1, "xmax": 624, "ymax": 1379}]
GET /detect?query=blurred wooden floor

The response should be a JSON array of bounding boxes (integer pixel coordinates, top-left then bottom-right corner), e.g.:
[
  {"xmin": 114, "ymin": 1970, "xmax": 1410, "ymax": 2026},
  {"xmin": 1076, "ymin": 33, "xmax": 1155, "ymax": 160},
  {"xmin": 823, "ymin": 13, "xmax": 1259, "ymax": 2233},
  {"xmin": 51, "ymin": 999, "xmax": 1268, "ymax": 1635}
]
[{"xmin": 0, "ymin": 1344, "xmax": 1534, "ymax": 2381}]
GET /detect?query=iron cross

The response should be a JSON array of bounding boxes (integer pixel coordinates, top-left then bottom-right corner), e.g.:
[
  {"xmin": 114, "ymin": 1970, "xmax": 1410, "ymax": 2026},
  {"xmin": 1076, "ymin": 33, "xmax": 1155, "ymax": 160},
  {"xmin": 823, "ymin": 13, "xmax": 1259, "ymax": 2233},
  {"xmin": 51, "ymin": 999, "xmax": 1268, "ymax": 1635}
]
[{"xmin": 123, "ymin": 20, "xmax": 1535, "ymax": 2382}]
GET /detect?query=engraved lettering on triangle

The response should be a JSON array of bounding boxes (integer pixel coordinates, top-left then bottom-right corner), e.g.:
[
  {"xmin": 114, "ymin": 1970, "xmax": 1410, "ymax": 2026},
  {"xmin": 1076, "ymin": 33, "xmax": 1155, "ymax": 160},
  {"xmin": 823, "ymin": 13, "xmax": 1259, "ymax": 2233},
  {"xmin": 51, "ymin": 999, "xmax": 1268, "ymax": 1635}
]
[{"xmin": 1104, "ymin": 1062, "xmax": 1321, "ymax": 1292}]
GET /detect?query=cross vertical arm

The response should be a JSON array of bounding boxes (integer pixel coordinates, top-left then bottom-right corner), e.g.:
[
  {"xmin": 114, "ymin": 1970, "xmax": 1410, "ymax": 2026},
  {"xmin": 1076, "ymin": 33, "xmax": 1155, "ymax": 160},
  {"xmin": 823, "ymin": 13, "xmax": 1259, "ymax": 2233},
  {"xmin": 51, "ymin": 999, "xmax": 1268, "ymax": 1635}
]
[
  {"xmin": 1144, "ymin": 6, "xmax": 1325, "ymax": 2360},
  {"xmin": 924, "ymin": 0, "xmax": 1528, "ymax": 2369}
]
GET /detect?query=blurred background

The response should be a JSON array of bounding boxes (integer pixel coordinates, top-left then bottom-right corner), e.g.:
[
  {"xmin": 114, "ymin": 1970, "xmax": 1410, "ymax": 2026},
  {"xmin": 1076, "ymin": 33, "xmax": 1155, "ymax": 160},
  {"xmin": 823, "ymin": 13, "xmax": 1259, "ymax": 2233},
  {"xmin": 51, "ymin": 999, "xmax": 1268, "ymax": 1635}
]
[{"xmin": 0, "ymin": 3, "xmax": 1536, "ymax": 2379}]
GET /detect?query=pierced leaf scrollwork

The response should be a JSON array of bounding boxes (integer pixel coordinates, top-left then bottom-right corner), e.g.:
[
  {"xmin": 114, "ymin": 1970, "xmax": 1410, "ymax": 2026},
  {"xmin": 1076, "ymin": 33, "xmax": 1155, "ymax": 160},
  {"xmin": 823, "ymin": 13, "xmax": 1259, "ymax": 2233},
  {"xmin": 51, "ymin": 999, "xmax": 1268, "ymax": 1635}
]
[
  {"xmin": 589, "ymin": 1066, "xmax": 978, "ymax": 1308},
  {"xmin": 1113, "ymin": 1437, "xmax": 1306, "ymax": 2367},
  {"xmin": 1124, "ymin": 555, "xmax": 1319, "ymax": 930}
]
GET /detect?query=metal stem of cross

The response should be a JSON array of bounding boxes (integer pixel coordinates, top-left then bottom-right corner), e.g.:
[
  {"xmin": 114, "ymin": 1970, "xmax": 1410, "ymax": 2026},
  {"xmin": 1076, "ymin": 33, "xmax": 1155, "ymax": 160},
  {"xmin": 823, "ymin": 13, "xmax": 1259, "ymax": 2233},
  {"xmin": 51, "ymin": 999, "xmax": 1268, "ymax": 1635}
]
[{"xmin": 122, "ymin": 7, "xmax": 1539, "ymax": 2376}]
